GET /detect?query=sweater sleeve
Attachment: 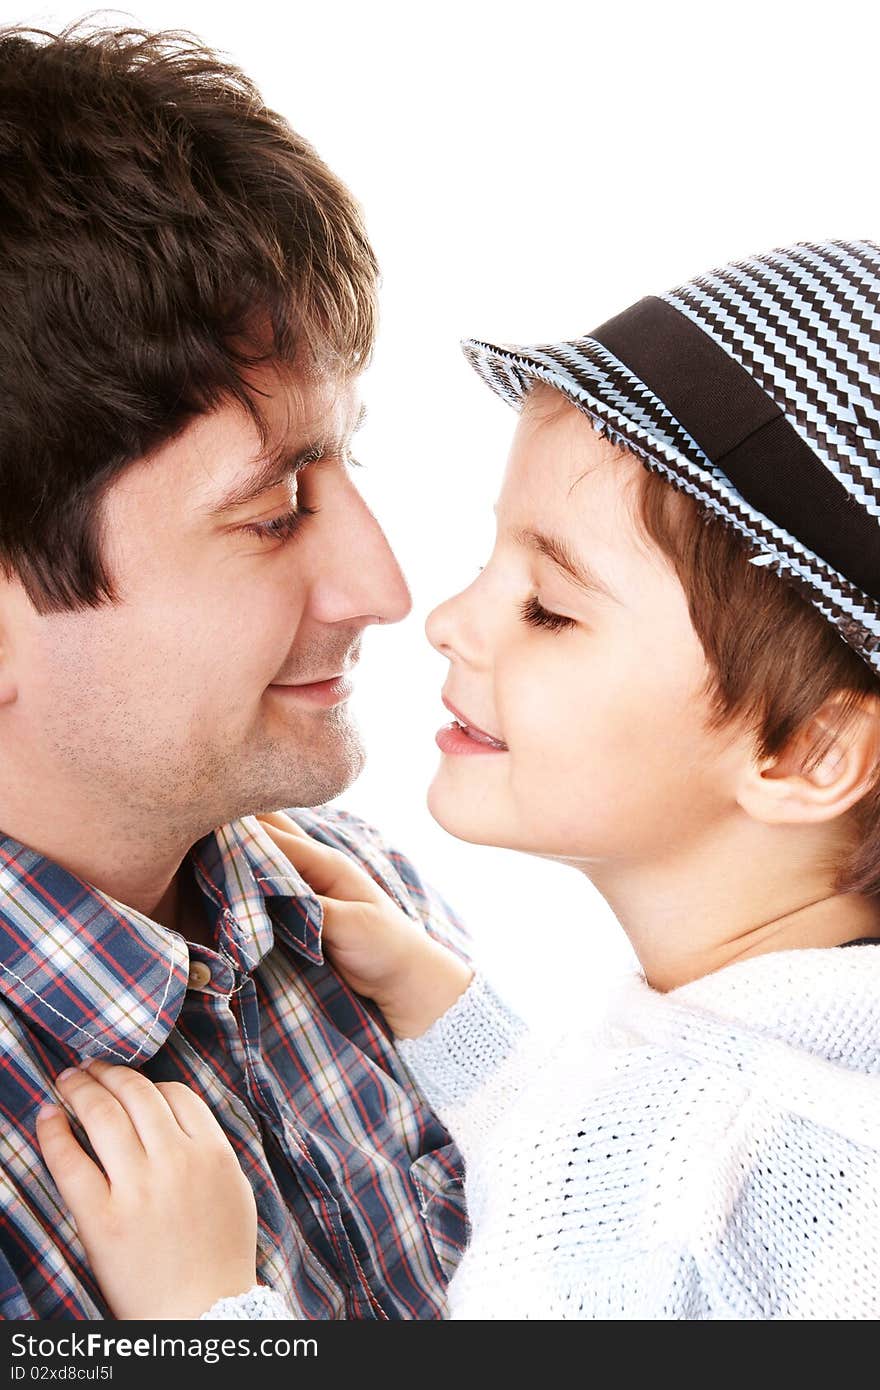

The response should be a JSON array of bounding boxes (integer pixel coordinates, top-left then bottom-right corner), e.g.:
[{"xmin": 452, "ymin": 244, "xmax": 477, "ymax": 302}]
[
  {"xmin": 394, "ymin": 971, "xmax": 564, "ymax": 1155},
  {"xmin": 199, "ymin": 1283, "xmax": 296, "ymax": 1319}
]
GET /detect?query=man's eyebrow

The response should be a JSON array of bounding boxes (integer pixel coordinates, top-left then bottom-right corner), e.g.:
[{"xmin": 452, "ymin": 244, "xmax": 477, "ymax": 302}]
[
  {"xmin": 204, "ymin": 401, "xmax": 367, "ymax": 517},
  {"xmin": 511, "ymin": 526, "xmax": 621, "ymax": 603}
]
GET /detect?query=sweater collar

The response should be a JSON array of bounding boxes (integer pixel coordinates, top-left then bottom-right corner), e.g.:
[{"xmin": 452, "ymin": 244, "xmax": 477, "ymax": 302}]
[{"xmin": 619, "ymin": 945, "xmax": 880, "ymax": 1075}]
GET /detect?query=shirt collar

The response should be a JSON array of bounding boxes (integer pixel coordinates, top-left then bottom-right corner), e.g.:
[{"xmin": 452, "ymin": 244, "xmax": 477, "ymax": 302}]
[
  {"xmin": 0, "ymin": 814, "xmax": 324, "ymax": 1066},
  {"xmin": 193, "ymin": 814, "xmax": 326, "ymax": 968}
]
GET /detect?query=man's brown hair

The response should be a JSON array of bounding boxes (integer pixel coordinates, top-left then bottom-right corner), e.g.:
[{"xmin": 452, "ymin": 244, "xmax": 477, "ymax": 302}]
[{"xmin": 0, "ymin": 20, "xmax": 379, "ymax": 613}]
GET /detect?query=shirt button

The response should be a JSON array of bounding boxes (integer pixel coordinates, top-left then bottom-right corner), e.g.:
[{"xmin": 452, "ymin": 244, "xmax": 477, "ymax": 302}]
[{"xmin": 187, "ymin": 960, "xmax": 213, "ymax": 990}]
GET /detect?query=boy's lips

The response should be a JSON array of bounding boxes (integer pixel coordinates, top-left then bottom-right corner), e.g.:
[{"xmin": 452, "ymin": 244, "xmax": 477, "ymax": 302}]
[{"xmin": 440, "ymin": 695, "xmax": 508, "ymax": 750}]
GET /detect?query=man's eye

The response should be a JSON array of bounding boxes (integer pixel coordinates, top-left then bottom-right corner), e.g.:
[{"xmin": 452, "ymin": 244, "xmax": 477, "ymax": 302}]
[
  {"xmin": 519, "ymin": 595, "xmax": 576, "ymax": 632},
  {"xmin": 242, "ymin": 505, "xmax": 319, "ymax": 542}
]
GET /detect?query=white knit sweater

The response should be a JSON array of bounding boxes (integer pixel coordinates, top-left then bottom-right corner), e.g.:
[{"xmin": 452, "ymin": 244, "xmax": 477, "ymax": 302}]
[{"xmin": 202, "ymin": 945, "xmax": 880, "ymax": 1320}]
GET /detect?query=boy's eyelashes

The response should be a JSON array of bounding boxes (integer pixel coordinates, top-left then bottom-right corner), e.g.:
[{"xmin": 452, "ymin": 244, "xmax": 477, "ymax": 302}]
[
  {"xmin": 476, "ymin": 566, "xmax": 577, "ymax": 633},
  {"xmin": 519, "ymin": 595, "xmax": 577, "ymax": 632}
]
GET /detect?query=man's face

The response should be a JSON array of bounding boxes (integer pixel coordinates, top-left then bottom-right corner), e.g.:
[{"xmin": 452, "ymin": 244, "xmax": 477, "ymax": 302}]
[
  {"xmin": 425, "ymin": 385, "xmax": 750, "ymax": 869},
  {"xmin": 9, "ymin": 364, "xmax": 411, "ymax": 839}
]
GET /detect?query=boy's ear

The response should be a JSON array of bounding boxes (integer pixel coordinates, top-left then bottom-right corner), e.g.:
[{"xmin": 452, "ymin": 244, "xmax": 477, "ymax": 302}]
[{"xmin": 737, "ymin": 693, "xmax": 880, "ymax": 827}]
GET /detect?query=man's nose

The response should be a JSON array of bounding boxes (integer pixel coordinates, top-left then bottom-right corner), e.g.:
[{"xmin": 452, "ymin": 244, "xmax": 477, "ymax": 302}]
[{"xmin": 310, "ymin": 475, "xmax": 412, "ymax": 628}]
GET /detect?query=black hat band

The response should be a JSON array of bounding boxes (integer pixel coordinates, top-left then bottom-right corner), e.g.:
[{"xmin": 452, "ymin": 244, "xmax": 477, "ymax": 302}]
[{"xmin": 589, "ymin": 296, "xmax": 880, "ymax": 603}]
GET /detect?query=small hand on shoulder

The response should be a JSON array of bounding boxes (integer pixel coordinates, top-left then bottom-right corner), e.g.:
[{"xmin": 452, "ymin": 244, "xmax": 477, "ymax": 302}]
[
  {"xmin": 256, "ymin": 811, "xmax": 474, "ymax": 1038},
  {"xmin": 36, "ymin": 1059, "xmax": 259, "ymax": 1320}
]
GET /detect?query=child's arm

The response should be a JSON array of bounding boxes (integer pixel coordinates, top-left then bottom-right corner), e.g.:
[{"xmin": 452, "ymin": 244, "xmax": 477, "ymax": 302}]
[
  {"xmin": 256, "ymin": 811, "xmax": 474, "ymax": 1038},
  {"xmin": 35, "ymin": 1060, "xmax": 288, "ymax": 1320}
]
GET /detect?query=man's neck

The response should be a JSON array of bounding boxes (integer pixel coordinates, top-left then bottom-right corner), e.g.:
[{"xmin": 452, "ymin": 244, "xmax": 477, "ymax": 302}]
[{"xmin": 152, "ymin": 857, "xmax": 217, "ymax": 951}]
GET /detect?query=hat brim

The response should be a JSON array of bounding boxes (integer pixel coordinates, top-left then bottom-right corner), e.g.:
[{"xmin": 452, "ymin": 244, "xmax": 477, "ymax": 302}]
[{"xmin": 462, "ymin": 332, "xmax": 745, "ymax": 514}]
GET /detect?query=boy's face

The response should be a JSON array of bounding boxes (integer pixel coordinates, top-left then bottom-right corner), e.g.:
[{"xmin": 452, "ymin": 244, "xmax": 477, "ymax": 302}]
[
  {"xmin": 425, "ymin": 384, "xmax": 751, "ymax": 866},
  {"xmin": 4, "ymin": 363, "xmax": 412, "ymax": 843}
]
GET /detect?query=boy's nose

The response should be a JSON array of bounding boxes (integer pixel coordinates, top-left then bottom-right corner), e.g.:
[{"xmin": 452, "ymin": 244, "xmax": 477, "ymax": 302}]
[{"xmin": 426, "ymin": 586, "xmax": 478, "ymax": 663}]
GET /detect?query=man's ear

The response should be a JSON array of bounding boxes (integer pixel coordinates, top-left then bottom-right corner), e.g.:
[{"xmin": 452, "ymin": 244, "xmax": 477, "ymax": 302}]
[{"xmin": 737, "ymin": 693, "xmax": 880, "ymax": 827}]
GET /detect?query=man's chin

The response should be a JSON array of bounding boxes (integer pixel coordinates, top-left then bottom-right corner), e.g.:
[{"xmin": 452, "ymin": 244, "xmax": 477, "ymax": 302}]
[
  {"xmin": 276, "ymin": 737, "xmax": 367, "ymax": 811},
  {"xmin": 227, "ymin": 717, "xmax": 367, "ymax": 822}
]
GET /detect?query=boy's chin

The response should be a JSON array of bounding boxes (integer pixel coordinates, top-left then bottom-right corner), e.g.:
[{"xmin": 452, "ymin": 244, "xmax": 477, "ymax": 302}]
[{"xmin": 426, "ymin": 776, "xmax": 506, "ymax": 849}]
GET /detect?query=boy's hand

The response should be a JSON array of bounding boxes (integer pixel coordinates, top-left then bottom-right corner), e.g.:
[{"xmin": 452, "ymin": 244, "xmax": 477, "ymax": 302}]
[
  {"xmin": 257, "ymin": 811, "xmax": 473, "ymax": 1038},
  {"xmin": 36, "ymin": 1061, "xmax": 259, "ymax": 1320}
]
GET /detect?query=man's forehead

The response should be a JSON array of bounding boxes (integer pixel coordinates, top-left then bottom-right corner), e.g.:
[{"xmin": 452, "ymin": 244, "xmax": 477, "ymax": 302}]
[
  {"xmin": 187, "ymin": 376, "xmax": 363, "ymax": 513},
  {"xmin": 261, "ymin": 368, "xmax": 361, "ymax": 441},
  {"xmin": 257, "ymin": 379, "xmax": 364, "ymax": 468}
]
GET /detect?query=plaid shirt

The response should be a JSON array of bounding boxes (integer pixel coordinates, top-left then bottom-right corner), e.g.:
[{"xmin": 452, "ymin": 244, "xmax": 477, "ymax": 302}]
[{"xmin": 0, "ymin": 806, "xmax": 470, "ymax": 1320}]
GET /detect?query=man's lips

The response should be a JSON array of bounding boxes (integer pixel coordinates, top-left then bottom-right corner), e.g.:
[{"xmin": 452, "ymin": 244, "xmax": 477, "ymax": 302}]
[
  {"xmin": 276, "ymin": 673, "xmax": 347, "ymax": 685},
  {"xmin": 268, "ymin": 673, "xmax": 354, "ymax": 706},
  {"xmin": 441, "ymin": 695, "xmax": 508, "ymax": 749}
]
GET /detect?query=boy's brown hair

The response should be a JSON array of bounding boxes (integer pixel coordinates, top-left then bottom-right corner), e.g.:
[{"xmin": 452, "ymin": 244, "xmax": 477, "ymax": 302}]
[{"xmin": 0, "ymin": 20, "xmax": 378, "ymax": 614}]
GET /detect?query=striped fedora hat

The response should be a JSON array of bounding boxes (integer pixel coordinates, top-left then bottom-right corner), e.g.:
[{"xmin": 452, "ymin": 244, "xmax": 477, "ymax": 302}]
[{"xmin": 462, "ymin": 239, "xmax": 880, "ymax": 678}]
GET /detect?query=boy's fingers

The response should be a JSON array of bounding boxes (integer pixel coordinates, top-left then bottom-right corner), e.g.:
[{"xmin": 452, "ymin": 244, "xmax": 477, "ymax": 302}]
[
  {"xmin": 256, "ymin": 810, "xmax": 311, "ymax": 839},
  {"xmin": 52, "ymin": 1067, "xmax": 150, "ymax": 1179},
  {"xmin": 78, "ymin": 1060, "xmax": 190, "ymax": 1157},
  {"xmin": 257, "ymin": 814, "xmax": 379, "ymax": 903},
  {"xmin": 35, "ymin": 1104, "xmax": 110, "ymax": 1216},
  {"xmin": 151, "ymin": 1080, "xmax": 234, "ymax": 1147}
]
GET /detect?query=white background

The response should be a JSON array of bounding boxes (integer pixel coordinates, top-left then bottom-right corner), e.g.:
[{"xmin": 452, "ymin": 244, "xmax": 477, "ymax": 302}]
[{"xmin": 9, "ymin": 0, "xmax": 880, "ymax": 1021}]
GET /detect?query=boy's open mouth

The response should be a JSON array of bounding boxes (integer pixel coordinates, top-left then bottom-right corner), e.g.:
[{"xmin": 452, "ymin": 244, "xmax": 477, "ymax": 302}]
[
  {"xmin": 441, "ymin": 695, "xmax": 509, "ymax": 751},
  {"xmin": 449, "ymin": 720, "xmax": 508, "ymax": 750}
]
